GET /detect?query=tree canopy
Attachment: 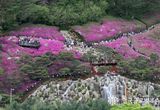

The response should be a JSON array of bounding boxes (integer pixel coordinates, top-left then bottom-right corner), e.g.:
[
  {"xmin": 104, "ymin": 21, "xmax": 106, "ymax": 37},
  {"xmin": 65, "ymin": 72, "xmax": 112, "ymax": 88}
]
[{"xmin": 0, "ymin": 0, "xmax": 159, "ymax": 32}]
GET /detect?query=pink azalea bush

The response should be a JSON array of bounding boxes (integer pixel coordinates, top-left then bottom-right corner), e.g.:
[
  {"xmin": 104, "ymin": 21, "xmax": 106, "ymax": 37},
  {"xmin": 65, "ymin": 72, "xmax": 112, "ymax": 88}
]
[
  {"xmin": 147, "ymin": 24, "xmax": 160, "ymax": 40},
  {"xmin": 0, "ymin": 36, "xmax": 64, "ymax": 75},
  {"xmin": 73, "ymin": 19, "xmax": 145, "ymax": 42},
  {"xmin": 0, "ymin": 35, "xmax": 65, "ymax": 93},
  {"xmin": 0, "ymin": 25, "xmax": 83, "ymax": 93},
  {"xmin": 0, "ymin": 36, "xmax": 64, "ymax": 57},
  {"xmin": 130, "ymin": 24, "xmax": 160, "ymax": 56},
  {"xmin": 101, "ymin": 37, "xmax": 141, "ymax": 59},
  {"xmin": 1, "ymin": 52, "xmax": 18, "ymax": 75},
  {"xmin": 132, "ymin": 35, "xmax": 160, "ymax": 56},
  {"xmin": 0, "ymin": 25, "xmax": 88, "ymax": 93},
  {"xmin": 10, "ymin": 26, "xmax": 65, "ymax": 41}
]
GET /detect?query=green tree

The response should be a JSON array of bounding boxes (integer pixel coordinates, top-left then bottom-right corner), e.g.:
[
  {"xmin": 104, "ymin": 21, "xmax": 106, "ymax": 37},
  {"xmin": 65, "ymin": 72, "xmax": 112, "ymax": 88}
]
[
  {"xmin": 5, "ymin": 73, "xmax": 22, "ymax": 89},
  {"xmin": 18, "ymin": 4, "xmax": 49, "ymax": 24},
  {"xmin": 17, "ymin": 55, "xmax": 33, "ymax": 65},
  {"xmin": 0, "ymin": 0, "xmax": 110, "ymax": 32},
  {"xmin": 59, "ymin": 67, "xmax": 71, "ymax": 76},
  {"xmin": 0, "ymin": 0, "xmax": 19, "ymax": 31},
  {"xmin": 130, "ymin": 56, "xmax": 149, "ymax": 69},
  {"xmin": 107, "ymin": 0, "xmax": 157, "ymax": 19},
  {"xmin": 0, "ymin": 67, "xmax": 4, "ymax": 75},
  {"xmin": 83, "ymin": 51, "xmax": 97, "ymax": 63},
  {"xmin": 150, "ymin": 53, "xmax": 159, "ymax": 65},
  {"xmin": 118, "ymin": 56, "xmax": 160, "ymax": 82},
  {"xmin": 0, "ymin": 44, "xmax": 2, "ymax": 51},
  {"xmin": 5, "ymin": 98, "xmax": 111, "ymax": 110},
  {"xmin": 58, "ymin": 52, "xmax": 74, "ymax": 60},
  {"xmin": 74, "ymin": 64, "xmax": 91, "ymax": 75},
  {"xmin": 34, "ymin": 54, "xmax": 53, "ymax": 67},
  {"xmin": 98, "ymin": 66, "xmax": 109, "ymax": 74},
  {"xmin": 19, "ymin": 53, "xmax": 58, "ymax": 80},
  {"xmin": 20, "ymin": 64, "xmax": 49, "ymax": 80}
]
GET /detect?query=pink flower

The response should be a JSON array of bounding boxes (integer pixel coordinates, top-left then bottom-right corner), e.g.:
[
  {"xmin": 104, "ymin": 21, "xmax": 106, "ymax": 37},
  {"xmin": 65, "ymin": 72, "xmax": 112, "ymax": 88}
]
[
  {"xmin": 101, "ymin": 37, "xmax": 141, "ymax": 59},
  {"xmin": 73, "ymin": 19, "xmax": 142, "ymax": 42},
  {"xmin": 132, "ymin": 34, "xmax": 160, "ymax": 56},
  {"xmin": 0, "ymin": 35, "xmax": 65, "ymax": 75},
  {"xmin": 10, "ymin": 26, "xmax": 65, "ymax": 41}
]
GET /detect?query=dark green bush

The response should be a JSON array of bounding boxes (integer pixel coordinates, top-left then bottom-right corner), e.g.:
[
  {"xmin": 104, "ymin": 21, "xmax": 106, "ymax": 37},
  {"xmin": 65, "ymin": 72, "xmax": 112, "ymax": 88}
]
[
  {"xmin": 19, "ymin": 54, "xmax": 51, "ymax": 80},
  {"xmin": 18, "ymin": 4, "xmax": 49, "ymax": 24},
  {"xmin": 5, "ymin": 98, "xmax": 111, "ymax": 110},
  {"xmin": 82, "ymin": 51, "xmax": 97, "ymax": 63},
  {"xmin": 0, "ymin": 67, "xmax": 4, "ymax": 75},
  {"xmin": 1, "ymin": 0, "xmax": 159, "ymax": 32},
  {"xmin": 98, "ymin": 66, "xmax": 110, "ymax": 74},
  {"xmin": 5, "ymin": 99, "xmax": 154, "ymax": 110},
  {"xmin": 0, "ymin": 93, "xmax": 19, "ymax": 107},
  {"xmin": 74, "ymin": 64, "xmax": 91, "ymax": 76},
  {"xmin": 0, "ymin": 44, "xmax": 3, "ymax": 51},
  {"xmin": 20, "ymin": 64, "xmax": 49, "ymax": 80},
  {"xmin": 58, "ymin": 52, "xmax": 74, "ymax": 60},
  {"xmin": 0, "ymin": 0, "xmax": 109, "ymax": 31},
  {"xmin": 118, "ymin": 55, "xmax": 160, "ymax": 83},
  {"xmin": 19, "ymin": 52, "xmax": 92, "ymax": 80},
  {"xmin": 150, "ymin": 53, "xmax": 159, "ymax": 66},
  {"xmin": 58, "ymin": 67, "xmax": 71, "ymax": 76},
  {"xmin": 107, "ymin": 0, "xmax": 159, "ymax": 19}
]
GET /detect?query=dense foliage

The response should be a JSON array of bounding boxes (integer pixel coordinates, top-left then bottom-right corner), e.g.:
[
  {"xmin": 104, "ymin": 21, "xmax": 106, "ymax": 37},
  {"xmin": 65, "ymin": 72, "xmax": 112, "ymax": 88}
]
[
  {"xmin": 0, "ymin": 0, "xmax": 159, "ymax": 32},
  {"xmin": 5, "ymin": 99, "xmax": 111, "ymax": 110},
  {"xmin": 0, "ymin": 47, "xmax": 3, "ymax": 75},
  {"xmin": 118, "ymin": 54, "xmax": 160, "ymax": 83},
  {"xmin": 19, "ymin": 54, "xmax": 51, "ymax": 80},
  {"xmin": 19, "ymin": 52, "xmax": 91, "ymax": 80},
  {"xmin": 0, "ymin": 0, "xmax": 108, "ymax": 31},
  {"xmin": 83, "ymin": 46, "xmax": 122, "ymax": 63},
  {"xmin": 0, "ymin": 93, "xmax": 19, "ymax": 107},
  {"xmin": 4, "ymin": 99, "xmax": 154, "ymax": 110},
  {"xmin": 107, "ymin": 0, "xmax": 160, "ymax": 18},
  {"xmin": 111, "ymin": 103, "xmax": 154, "ymax": 110}
]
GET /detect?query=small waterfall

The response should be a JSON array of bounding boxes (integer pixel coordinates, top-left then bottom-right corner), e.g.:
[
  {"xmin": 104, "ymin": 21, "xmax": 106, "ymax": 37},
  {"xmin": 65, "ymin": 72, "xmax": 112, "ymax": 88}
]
[
  {"xmin": 101, "ymin": 76, "xmax": 127, "ymax": 104},
  {"xmin": 102, "ymin": 83, "xmax": 118, "ymax": 104}
]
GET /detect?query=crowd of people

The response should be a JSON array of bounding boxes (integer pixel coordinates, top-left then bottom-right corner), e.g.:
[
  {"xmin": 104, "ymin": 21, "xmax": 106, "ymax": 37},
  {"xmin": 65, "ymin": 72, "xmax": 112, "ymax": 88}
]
[{"xmin": 18, "ymin": 36, "xmax": 40, "ymax": 48}]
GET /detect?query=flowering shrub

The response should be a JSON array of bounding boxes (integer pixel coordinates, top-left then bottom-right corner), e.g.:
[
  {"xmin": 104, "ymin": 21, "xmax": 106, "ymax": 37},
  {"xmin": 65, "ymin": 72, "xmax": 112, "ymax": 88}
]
[
  {"xmin": 132, "ymin": 34, "xmax": 160, "ymax": 56},
  {"xmin": 0, "ymin": 35, "xmax": 88, "ymax": 94},
  {"xmin": 100, "ymin": 24, "xmax": 160, "ymax": 58},
  {"xmin": 0, "ymin": 24, "xmax": 90, "ymax": 94},
  {"xmin": 1, "ymin": 52, "xmax": 18, "ymax": 75},
  {"xmin": 73, "ymin": 19, "xmax": 144, "ymax": 42},
  {"xmin": 101, "ymin": 37, "xmax": 141, "ymax": 59},
  {"xmin": 0, "ymin": 35, "xmax": 64, "ymax": 74},
  {"xmin": 1, "ymin": 36, "xmax": 64, "ymax": 57},
  {"xmin": 149, "ymin": 24, "xmax": 160, "ymax": 40},
  {"xmin": 10, "ymin": 26, "xmax": 65, "ymax": 41}
]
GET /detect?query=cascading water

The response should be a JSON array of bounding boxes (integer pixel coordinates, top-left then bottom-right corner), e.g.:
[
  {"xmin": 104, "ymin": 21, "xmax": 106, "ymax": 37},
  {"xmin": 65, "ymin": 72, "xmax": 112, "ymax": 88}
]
[
  {"xmin": 101, "ymin": 76, "xmax": 128, "ymax": 105},
  {"xmin": 102, "ymin": 82, "xmax": 119, "ymax": 104}
]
